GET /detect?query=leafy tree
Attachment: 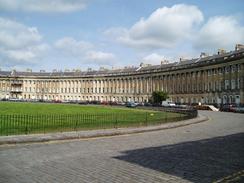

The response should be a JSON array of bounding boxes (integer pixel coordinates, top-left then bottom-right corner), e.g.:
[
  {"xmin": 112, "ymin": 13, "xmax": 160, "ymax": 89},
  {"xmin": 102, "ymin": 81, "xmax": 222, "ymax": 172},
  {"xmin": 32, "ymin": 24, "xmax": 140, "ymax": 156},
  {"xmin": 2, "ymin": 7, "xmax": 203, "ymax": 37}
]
[{"xmin": 151, "ymin": 91, "xmax": 169, "ymax": 105}]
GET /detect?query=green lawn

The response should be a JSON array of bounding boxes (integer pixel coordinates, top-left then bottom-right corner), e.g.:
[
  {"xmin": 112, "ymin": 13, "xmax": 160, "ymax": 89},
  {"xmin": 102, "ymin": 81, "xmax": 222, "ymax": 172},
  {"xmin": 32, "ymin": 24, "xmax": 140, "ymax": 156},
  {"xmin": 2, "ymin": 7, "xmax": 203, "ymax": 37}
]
[
  {"xmin": 0, "ymin": 101, "xmax": 146, "ymax": 115},
  {"xmin": 0, "ymin": 101, "xmax": 185, "ymax": 136}
]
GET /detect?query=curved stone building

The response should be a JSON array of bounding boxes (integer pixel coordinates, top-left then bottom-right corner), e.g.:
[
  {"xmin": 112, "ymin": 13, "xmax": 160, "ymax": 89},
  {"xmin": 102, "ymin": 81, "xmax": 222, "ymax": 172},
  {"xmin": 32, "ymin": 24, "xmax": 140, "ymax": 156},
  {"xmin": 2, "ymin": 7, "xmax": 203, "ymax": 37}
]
[{"xmin": 1, "ymin": 45, "xmax": 244, "ymax": 106}]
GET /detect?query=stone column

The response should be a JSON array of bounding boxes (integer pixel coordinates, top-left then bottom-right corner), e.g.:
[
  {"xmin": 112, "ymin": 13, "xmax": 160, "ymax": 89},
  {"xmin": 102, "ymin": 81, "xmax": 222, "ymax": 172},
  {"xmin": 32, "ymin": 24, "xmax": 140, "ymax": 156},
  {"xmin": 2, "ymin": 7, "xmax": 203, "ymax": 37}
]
[{"xmin": 124, "ymin": 79, "xmax": 127, "ymax": 94}]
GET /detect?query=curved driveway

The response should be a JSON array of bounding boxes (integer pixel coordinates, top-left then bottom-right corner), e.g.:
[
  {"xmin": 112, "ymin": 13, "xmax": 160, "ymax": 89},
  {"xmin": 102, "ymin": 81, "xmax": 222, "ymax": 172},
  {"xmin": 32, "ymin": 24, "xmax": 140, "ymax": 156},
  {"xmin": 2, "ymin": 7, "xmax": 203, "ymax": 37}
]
[{"xmin": 0, "ymin": 111, "xmax": 244, "ymax": 183}]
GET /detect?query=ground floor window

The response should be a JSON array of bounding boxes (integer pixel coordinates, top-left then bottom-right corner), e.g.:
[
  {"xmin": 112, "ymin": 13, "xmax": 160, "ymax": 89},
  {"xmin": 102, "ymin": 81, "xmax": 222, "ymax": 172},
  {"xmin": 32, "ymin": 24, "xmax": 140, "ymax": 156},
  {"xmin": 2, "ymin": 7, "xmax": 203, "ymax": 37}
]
[
  {"xmin": 223, "ymin": 95, "xmax": 227, "ymax": 104},
  {"xmin": 235, "ymin": 95, "xmax": 240, "ymax": 104}
]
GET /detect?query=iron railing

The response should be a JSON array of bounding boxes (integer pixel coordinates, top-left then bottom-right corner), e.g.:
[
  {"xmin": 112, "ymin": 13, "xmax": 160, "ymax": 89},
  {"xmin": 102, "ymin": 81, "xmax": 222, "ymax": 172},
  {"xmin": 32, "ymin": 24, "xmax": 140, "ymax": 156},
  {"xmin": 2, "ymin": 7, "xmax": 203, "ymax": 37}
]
[{"xmin": 0, "ymin": 108, "xmax": 197, "ymax": 136}]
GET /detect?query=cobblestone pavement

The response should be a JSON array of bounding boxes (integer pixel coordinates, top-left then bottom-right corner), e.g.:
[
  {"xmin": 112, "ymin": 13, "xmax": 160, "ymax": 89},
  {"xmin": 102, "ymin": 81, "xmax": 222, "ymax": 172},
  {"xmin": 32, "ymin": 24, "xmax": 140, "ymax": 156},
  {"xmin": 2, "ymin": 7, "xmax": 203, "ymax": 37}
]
[{"xmin": 0, "ymin": 111, "xmax": 244, "ymax": 183}]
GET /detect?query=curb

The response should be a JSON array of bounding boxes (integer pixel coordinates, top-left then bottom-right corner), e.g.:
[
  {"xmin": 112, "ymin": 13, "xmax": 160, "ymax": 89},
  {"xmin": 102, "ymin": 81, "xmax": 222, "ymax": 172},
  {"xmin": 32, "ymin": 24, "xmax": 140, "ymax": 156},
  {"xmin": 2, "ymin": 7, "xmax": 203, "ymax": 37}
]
[{"xmin": 0, "ymin": 115, "xmax": 208, "ymax": 145}]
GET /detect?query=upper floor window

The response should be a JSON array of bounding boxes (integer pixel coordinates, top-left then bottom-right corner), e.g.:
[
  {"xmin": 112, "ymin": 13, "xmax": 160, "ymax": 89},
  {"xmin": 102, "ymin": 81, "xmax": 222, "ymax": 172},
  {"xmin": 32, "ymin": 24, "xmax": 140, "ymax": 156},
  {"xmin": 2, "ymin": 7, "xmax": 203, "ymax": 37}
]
[
  {"xmin": 208, "ymin": 82, "xmax": 211, "ymax": 91},
  {"xmin": 218, "ymin": 68, "xmax": 222, "ymax": 75},
  {"xmin": 225, "ymin": 66, "xmax": 230, "ymax": 73},
  {"xmin": 237, "ymin": 78, "xmax": 240, "ymax": 89},
  {"xmin": 237, "ymin": 64, "xmax": 241, "ymax": 72},
  {"xmin": 219, "ymin": 81, "xmax": 222, "ymax": 91},
  {"xmin": 208, "ymin": 70, "xmax": 211, "ymax": 76},
  {"xmin": 231, "ymin": 79, "xmax": 236, "ymax": 90},
  {"xmin": 225, "ymin": 80, "xmax": 229, "ymax": 90}
]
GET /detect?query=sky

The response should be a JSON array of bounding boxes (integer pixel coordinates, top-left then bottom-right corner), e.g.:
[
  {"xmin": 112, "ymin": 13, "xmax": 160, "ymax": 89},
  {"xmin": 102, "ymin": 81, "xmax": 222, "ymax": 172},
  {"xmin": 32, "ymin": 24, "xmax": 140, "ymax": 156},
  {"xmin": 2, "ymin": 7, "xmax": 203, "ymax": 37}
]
[{"xmin": 0, "ymin": 0, "xmax": 244, "ymax": 72}]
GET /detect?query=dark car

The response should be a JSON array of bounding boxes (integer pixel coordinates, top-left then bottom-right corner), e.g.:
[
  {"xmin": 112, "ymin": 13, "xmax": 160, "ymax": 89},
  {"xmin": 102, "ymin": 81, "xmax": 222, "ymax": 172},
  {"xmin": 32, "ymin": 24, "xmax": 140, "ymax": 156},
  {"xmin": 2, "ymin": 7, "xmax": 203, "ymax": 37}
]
[
  {"xmin": 233, "ymin": 107, "xmax": 244, "ymax": 113},
  {"xmin": 108, "ymin": 101, "xmax": 118, "ymax": 105},
  {"xmin": 101, "ymin": 101, "xmax": 109, "ymax": 105},
  {"xmin": 78, "ymin": 101, "xmax": 88, "ymax": 105},
  {"xmin": 220, "ymin": 104, "xmax": 237, "ymax": 112},
  {"xmin": 126, "ymin": 102, "xmax": 137, "ymax": 108},
  {"xmin": 144, "ymin": 102, "xmax": 152, "ymax": 106}
]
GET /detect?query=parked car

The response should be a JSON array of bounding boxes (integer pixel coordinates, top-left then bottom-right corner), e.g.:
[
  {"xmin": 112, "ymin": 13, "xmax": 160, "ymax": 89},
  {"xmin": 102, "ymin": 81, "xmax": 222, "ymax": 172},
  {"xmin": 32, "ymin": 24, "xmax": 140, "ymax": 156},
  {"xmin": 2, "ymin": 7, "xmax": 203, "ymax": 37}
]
[
  {"xmin": 9, "ymin": 98, "xmax": 21, "ymax": 102},
  {"xmin": 89, "ymin": 100, "xmax": 101, "ymax": 105},
  {"xmin": 1, "ymin": 98, "xmax": 8, "ymax": 101},
  {"xmin": 233, "ymin": 107, "xmax": 244, "ymax": 113},
  {"xmin": 78, "ymin": 101, "xmax": 88, "ymax": 105},
  {"xmin": 220, "ymin": 104, "xmax": 237, "ymax": 112},
  {"xmin": 101, "ymin": 101, "xmax": 109, "ymax": 105},
  {"xmin": 144, "ymin": 102, "xmax": 152, "ymax": 106},
  {"xmin": 161, "ymin": 101, "xmax": 176, "ymax": 107},
  {"xmin": 117, "ymin": 102, "xmax": 126, "ymax": 106},
  {"xmin": 176, "ymin": 104, "xmax": 189, "ymax": 109},
  {"xmin": 108, "ymin": 101, "xmax": 118, "ymax": 105},
  {"xmin": 126, "ymin": 102, "xmax": 137, "ymax": 108},
  {"xmin": 52, "ymin": 100, "xmax": 62, "ymax": 103},
  {"xmin": 194, "ymin": 105, "xmax": 219, "ymax": 111}
]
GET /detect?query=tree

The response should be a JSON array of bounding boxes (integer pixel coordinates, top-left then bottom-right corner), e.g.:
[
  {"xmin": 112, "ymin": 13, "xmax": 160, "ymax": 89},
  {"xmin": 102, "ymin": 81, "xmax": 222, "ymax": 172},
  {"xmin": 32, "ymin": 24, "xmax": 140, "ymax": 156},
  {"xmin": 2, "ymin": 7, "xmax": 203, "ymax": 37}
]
[{"xmin": 151, "ymin": 91, "xmax": 169, "ymax": 105}]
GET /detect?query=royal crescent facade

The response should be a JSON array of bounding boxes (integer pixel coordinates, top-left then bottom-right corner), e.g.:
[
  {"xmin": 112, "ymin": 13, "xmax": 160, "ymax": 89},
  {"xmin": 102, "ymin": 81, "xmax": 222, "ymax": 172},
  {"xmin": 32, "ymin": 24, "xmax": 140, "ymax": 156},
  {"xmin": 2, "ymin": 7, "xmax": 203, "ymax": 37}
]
[{"xmin": 1, "ymin": 45, "xmax": 244, "ymax": 106}]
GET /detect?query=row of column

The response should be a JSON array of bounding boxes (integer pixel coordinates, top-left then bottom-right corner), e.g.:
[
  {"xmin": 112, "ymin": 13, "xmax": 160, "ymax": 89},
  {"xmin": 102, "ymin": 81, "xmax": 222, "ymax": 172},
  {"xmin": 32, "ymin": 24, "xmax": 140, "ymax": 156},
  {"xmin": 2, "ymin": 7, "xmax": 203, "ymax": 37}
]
[{"xmin": 1, "ymin": 63, "xmax": 242, "ymax": 96}]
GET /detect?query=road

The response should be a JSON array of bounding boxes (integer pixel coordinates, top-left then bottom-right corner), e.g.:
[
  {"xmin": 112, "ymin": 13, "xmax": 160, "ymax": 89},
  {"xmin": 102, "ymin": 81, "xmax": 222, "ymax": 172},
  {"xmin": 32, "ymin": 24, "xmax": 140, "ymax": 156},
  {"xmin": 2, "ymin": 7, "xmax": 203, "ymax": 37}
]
[{"xmin": 0, "ymin": 111, "xmax": 244, "ymax": 183}]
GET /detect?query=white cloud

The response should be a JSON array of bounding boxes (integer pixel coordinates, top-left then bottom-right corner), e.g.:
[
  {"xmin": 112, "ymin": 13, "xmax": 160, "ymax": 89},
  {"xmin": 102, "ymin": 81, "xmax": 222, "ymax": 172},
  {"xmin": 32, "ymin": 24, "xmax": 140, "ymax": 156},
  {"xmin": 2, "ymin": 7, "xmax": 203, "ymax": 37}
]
[
  {"xmin": 5, "ymin": 50, "xmax": 36, "ymax": 61},
  {"xmin": 0, "ymin": 18, "xmax": 42, "ymax": 49},
  {"xmin": 54, "ymin": 37, "xmax": 93, "ymax": 55},
  {"xmin": 85, "ymin": 51, "xmax": 116, "ymax": 63},
  {"xmin": 0, "ymin": 17, "xmax": 49, "ymax": 67},
  {"xmin": 0, "ymin": 0, "xmax": 88, "ymax": 13},
  {"xmin": 54, "ymin": 37, "xmax": 116, "ymax": 66},
  {"xmin": 194, "ymin": 16, "xmax": 244, "ymax": 51},
  {"xmin": 106, "ymin": 4, "xmax": 203, "ymax": 49},
  {"xmin": 4, "ymin": 43, "xmax": 49, "ymax": 61}
]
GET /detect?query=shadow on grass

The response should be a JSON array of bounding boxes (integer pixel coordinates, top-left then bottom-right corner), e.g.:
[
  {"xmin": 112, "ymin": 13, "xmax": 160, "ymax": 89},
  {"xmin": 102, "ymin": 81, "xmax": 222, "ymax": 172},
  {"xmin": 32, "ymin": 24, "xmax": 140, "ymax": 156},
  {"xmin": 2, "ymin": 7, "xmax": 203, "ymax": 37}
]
[{"xmin": 114, "ymin": 133, "xmax": 244, "ymax": 183}]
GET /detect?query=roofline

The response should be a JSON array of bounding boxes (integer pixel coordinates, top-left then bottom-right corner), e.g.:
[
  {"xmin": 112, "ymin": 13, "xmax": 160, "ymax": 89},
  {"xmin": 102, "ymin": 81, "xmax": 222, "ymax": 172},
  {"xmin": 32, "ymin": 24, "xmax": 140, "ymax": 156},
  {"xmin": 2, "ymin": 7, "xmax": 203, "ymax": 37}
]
[{"xmin": 1, "ymin": 49, "xmax": 244, "ymax": 78}]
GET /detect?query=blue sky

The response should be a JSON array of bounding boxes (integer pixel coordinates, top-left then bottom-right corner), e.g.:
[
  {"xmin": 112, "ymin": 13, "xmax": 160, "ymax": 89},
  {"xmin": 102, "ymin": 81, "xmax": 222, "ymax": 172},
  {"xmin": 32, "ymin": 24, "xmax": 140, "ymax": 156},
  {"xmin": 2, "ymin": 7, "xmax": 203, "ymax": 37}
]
[{"xmin": 0, "ymin": 0, "xmax": 244, "ymax": 71}]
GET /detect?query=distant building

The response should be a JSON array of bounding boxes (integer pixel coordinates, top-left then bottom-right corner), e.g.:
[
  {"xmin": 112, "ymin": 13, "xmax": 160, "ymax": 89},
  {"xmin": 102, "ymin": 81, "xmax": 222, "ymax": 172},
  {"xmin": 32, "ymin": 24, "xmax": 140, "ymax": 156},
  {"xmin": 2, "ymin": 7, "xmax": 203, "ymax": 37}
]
[{"xmin": 0, "ymin": 45, "xmax": 244, "ymax": 106}]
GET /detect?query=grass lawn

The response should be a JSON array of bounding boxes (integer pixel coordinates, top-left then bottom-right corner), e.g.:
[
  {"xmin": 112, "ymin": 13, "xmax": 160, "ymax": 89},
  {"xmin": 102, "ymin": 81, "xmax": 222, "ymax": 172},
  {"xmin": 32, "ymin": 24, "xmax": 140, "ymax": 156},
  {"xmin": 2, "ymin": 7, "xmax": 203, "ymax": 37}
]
[{"xmin": 0, "ymin": 101, "xmax": 185, "ymax": 136}]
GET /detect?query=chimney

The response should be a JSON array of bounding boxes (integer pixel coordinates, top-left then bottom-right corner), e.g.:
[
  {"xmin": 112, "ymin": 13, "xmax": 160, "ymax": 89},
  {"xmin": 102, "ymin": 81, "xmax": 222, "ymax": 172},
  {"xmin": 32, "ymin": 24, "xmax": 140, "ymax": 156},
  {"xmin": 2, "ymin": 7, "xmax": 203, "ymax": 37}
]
[
  {"xmin": 200, "ymin": 52, "xmax": 208, "ymax": 58},
  {"xmin": 161, "ymin": 60, "xmax": 169, "ymax": 64},
  {"xmin": 180, "ymin": 57, "xmax": 187, "ymax": 62},
  {"xmin": 217, "ymin": 49, "xmax": 226, "ymax": 55},
  {"xmin": 11, "ymin": 69, "xmax": 16, "ymax": 76},
  {"xmin": 235, "ymin": 44, "xmax": 244, "ymax": 51}
]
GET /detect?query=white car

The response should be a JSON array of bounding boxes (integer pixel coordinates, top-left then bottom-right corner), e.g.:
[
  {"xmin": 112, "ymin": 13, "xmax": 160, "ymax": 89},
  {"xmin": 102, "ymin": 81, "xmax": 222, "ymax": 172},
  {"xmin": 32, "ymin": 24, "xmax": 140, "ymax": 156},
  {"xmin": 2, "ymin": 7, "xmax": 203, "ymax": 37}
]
[{"xmin": 161, "ymin": 101, "xmax": 176, "ymax": 107}]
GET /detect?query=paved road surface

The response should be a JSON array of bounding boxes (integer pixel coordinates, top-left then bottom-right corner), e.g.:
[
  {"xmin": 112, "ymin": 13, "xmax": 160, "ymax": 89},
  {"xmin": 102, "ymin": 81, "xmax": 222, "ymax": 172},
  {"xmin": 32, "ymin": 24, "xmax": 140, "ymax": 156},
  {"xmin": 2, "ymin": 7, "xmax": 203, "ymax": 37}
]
[{"xmin": 0, "ymin": 111, "xmax": 244, "ymax": 183}]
